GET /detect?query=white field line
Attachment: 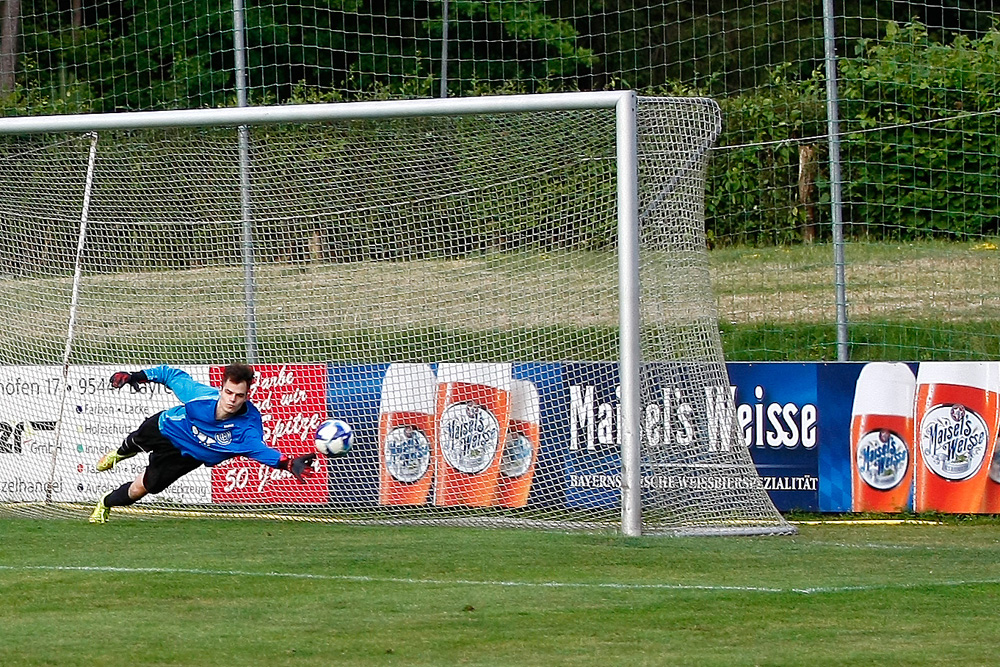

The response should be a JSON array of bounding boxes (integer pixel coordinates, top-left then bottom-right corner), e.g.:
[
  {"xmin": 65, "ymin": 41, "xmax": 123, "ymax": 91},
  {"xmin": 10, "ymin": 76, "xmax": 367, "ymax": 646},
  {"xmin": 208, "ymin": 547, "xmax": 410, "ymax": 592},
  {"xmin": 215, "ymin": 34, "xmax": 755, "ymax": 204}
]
[{"xmin": 1, "ymin": 564, "xmax": 998, "ymax": 596}]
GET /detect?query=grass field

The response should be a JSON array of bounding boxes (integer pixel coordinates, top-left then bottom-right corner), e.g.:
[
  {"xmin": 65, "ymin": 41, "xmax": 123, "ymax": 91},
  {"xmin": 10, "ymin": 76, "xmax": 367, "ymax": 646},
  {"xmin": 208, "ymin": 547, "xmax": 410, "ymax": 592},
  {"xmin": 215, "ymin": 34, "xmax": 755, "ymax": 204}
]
[
  {"xmin": 2, "ymin": 241, "xmax": 999, "ymax": 664},
  {"xmin": 4, "ymin": 239, "xmax": 1000, "ymax": 363},
  {"xmin": 2, "ymin": 517, "xmax": 999, "ymax": 666},
  {"xmin": 713, "ymin": 240, "xmax": 1000, "ymax": 360}
]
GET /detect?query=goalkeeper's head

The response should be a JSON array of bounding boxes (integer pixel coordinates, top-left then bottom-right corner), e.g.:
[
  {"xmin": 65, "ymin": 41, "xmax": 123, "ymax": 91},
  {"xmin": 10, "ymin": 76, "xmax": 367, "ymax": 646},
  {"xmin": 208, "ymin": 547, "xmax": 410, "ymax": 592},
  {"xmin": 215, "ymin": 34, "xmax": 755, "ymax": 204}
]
[
  {"xmin": 217, "ymin": 363, "xmax": 255, "ymax": 419},
  {"xmin": 222, "ymin": 363, "xmax": 255, "ymax": 388}
]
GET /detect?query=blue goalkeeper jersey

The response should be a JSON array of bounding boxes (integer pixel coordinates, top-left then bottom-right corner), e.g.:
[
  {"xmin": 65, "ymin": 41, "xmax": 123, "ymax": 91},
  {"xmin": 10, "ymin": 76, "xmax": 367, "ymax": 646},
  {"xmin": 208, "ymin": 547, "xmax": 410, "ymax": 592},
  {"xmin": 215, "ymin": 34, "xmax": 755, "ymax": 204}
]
[{"xmin": 145, "ymin": 365, "xmax": 281, "ymax": 467}]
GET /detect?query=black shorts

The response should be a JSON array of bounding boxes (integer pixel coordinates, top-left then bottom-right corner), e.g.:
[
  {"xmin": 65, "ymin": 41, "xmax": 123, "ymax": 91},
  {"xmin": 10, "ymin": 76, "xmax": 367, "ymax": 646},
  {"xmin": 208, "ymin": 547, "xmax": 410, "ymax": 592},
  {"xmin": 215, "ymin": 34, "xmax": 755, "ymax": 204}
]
[{"xmin": 125, "ymin": 412, "xmax": 204, "ymax": 495}]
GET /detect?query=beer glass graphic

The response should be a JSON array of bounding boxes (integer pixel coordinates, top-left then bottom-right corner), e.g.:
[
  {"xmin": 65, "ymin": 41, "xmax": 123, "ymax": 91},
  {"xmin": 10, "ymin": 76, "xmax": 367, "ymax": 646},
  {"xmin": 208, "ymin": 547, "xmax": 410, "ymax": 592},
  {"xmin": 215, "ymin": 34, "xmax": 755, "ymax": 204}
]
[
  {"xmin": 433, "ymin": 362, "xmax": 511, "ymax": 507},
  {"xmin": 494, "ymin": 378, "xmax": 539, "ymax": 509},
  {"xmin": 914, "ymin": 362, "xmax": 999, "ymax": 514},
  {"xmin": 850, "ymin": 363, "xmax": 915, "ymax": 512},
  {"xmin": 378, "ymin": 363, "xmax": 436, "ymax": 506}
]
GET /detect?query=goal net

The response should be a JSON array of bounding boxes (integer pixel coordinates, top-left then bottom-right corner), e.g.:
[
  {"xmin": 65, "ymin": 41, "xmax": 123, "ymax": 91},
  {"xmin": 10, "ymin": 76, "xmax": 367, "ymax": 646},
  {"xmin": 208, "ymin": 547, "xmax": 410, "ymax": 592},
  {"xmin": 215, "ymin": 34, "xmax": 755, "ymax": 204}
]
[{"xmin": 0, "ymin": 94, "xmax": 793, "ymax": 536}]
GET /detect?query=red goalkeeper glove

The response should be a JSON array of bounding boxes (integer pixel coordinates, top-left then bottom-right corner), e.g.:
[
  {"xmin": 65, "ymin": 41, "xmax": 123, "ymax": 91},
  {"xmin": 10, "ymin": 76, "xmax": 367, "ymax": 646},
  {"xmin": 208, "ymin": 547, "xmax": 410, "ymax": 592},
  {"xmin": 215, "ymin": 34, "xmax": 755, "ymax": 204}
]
[
  {"xmin": 110, "ymin": 370, "xmax": 148, "ymax": 391},
  {"xmin": 279, "ymin": 453, "xmax": 317, "ymax": 482}
]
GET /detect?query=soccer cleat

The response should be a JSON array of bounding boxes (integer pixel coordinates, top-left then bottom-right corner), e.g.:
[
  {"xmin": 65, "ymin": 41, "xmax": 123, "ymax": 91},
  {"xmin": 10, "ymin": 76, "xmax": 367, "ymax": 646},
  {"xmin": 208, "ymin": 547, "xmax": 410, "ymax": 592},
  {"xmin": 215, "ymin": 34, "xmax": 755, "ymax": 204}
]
[
  {"xmin": 95, "ymin": 450, "xmax": 135, "ymax": 472},
  {"xmin": 89, "ymin": 492, "xmax": 111, "ymax": 524}
]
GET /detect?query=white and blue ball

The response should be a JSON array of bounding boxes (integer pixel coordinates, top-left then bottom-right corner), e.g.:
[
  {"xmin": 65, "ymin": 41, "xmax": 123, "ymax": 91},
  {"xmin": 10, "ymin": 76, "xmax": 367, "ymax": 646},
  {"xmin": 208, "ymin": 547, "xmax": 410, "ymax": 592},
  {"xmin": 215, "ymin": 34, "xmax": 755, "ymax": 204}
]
[{"xmin": 315, "ymin": 418, "xmax": 353, "ymax": 457}]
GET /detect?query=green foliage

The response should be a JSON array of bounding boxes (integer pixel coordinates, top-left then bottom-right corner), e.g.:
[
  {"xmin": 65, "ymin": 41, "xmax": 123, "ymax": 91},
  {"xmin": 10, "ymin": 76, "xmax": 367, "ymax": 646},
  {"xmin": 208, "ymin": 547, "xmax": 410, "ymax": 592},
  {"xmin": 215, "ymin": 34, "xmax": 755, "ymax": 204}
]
[
  {"xmin": 10, "ymin": 1, "xmax": 598, "ymax": 112},
  {"xmin": 707, "ymin": 20, "xmax": 1000, "ymax": 247},
  {"xmin": 12, "ymin": 0, "xmax": 1000, "ymax": 112},
  {"xmin": 838, "ymin": 21, "xmax": 1000, "ymax": 240},
  {"xmin": 14, "ymin": 0, "xmax": 234, "ymax": 111},
  {"xmin": 430, "ymin": 1, "xmax": 596, "ymax": 92},
  {"xmin": 704, "ymin": 65, "xmax": 827, "ymax": 246},
  {"xmin": 9, "ymin": 8, "xmax": 1000, "ymax": 249},
  {"xmin": 0, "ymin": 78, "xmax": 96, "ymax": 117}
]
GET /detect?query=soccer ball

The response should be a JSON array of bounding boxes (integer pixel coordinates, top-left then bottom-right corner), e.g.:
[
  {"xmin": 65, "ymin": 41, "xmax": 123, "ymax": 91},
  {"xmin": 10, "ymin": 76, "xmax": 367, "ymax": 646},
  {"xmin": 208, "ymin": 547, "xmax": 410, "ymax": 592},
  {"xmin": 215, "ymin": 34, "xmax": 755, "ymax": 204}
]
[{"xmin": 315, "ymin": 418, "xmax": 353, "ymax": 457}]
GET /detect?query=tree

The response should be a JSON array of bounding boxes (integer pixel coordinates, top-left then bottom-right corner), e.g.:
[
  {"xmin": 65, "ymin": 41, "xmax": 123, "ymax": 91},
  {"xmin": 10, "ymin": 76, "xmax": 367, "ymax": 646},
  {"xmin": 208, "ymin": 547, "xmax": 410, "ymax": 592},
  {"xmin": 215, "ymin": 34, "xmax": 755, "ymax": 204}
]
[
  {"xmin": 7, "ymin": 1, "xmax": 596, "ymax": 110},
  {"xmin": 8, "ymin": 1, "xmax": 1000, "ymax": 111}
]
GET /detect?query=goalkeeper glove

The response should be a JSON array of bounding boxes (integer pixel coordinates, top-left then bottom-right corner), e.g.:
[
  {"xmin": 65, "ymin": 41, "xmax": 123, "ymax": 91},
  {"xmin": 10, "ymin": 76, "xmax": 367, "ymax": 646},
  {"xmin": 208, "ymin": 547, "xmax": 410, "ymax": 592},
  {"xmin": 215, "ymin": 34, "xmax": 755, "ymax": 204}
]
[
  {"xmin": 279, "ymin": 453, "xmax": 317, "ymax": 482},
  {"xmin": 110, "ymin": 370, "xmax": 149, "ymax": 391}
]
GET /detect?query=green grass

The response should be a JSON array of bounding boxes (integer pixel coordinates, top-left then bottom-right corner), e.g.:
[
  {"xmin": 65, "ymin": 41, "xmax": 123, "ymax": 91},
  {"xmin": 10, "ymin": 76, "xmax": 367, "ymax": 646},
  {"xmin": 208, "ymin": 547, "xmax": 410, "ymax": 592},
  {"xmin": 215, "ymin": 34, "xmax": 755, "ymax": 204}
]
[
  {"xmin": 712, "ymin": 239, "xmax": 1000, "ymax": 360},
  {"xmin": 2, "ymin": 241, "xmax": 999, "ymax": 665},
  {"xmin": 720, "ymin": 320, "xmax": 1000, "ymax": 361},
  {"xmin": 2, "ymin": 518, "xmax": 999, "ymax": 666},
  {"xmin": 4, "ymin": 240, "xmax": 1000, "ymax": 362}
]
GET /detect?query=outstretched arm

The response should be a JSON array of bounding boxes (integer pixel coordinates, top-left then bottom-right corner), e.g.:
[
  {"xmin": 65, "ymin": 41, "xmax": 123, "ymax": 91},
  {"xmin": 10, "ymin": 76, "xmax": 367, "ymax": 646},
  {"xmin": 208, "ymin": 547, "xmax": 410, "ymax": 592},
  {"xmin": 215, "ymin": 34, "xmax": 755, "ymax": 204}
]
[
  {"xmin": 142, "ymin": 365, "xmax": 217, "ymax": 402},
  {"xmin": 110, "ymin": 365, "xmax": 217, "ymax": 403}
]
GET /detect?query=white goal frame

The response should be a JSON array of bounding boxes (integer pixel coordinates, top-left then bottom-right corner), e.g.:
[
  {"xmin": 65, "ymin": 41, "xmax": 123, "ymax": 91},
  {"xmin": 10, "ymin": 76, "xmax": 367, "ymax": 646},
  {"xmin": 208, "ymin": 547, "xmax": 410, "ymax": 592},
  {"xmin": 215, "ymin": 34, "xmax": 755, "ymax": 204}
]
[{"xmin": 0, "ymin": 91, "xmax": 777, "ymax": 537}]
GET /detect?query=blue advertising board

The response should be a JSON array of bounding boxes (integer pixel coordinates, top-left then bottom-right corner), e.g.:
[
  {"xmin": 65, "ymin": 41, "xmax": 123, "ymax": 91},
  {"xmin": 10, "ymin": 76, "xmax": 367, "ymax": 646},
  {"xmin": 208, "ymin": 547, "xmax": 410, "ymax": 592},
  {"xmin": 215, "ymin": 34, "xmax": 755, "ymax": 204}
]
[{"xmin": 317, "ymin": 360, "xmax": 995, "ymax": 514}]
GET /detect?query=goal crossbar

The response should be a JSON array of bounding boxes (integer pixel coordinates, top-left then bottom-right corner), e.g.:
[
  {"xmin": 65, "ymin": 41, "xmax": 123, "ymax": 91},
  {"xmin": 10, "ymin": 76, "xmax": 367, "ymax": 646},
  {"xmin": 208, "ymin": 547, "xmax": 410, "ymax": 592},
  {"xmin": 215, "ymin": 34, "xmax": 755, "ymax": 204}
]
[{"xmin": 0, "ymin": 92, "xmax": 635, "ymax": 134}]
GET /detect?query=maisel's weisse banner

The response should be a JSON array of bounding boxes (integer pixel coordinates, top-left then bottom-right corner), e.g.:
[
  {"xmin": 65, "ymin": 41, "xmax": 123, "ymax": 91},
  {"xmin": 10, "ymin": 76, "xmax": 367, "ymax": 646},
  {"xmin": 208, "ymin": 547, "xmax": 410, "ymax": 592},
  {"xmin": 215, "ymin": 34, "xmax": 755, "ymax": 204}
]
[
  {"xmin": 1, "ymin": 362, "xmax": 998, "ymax": 513},
  {"xmin": 731, "ymin": 361, "xmax": 1000, "ymax": 514}
]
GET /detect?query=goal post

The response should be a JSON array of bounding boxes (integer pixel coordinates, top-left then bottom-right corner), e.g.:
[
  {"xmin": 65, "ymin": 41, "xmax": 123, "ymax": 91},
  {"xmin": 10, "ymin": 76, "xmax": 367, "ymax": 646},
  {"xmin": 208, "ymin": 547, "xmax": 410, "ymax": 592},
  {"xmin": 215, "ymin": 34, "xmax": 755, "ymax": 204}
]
[{"xmin": 0, "ymin": 92, "xmax": 794, "ymax": 536}]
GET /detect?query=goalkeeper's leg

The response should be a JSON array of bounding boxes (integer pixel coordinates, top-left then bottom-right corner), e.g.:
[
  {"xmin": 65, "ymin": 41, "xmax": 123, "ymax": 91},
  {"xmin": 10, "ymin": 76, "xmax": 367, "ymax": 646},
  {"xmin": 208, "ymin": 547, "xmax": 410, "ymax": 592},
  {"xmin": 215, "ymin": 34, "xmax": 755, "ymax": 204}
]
[
  {"xmin": 96, "ymin": 412, "xmax": 164, "ymax": 471},
  {"xmin": 89, "ymin": 447, "xmax": 203, "ymax": 523}
]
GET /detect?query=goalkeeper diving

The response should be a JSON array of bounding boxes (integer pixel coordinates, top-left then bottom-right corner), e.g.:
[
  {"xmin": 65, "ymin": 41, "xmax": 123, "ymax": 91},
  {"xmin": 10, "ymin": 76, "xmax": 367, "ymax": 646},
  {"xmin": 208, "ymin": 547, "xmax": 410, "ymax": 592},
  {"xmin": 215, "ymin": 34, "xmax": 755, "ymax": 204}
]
[{"xmin": 89, "ymin": 363, "xmax": 316, "ymax": 524}]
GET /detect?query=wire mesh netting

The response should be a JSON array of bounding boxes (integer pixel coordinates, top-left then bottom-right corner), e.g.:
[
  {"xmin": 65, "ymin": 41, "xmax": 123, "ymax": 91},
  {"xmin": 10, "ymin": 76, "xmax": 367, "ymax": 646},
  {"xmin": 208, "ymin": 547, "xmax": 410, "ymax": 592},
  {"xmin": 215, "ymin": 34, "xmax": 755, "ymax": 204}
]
[
  {"xmin": 5, "ymin": 3, "xmax": 999, "ymax": 360},
  {"xmin": 0, "ymin": 98, "xmax": 790, "ymax": 534}
]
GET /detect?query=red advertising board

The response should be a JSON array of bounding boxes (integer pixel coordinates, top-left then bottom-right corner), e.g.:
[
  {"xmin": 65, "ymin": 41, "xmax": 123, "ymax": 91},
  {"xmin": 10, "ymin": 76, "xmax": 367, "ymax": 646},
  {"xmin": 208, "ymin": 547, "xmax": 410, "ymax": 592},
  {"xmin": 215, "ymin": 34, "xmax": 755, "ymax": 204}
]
[{"xmin": 209, "ymin": 364, "xmax": 328, "ymax": 504}]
